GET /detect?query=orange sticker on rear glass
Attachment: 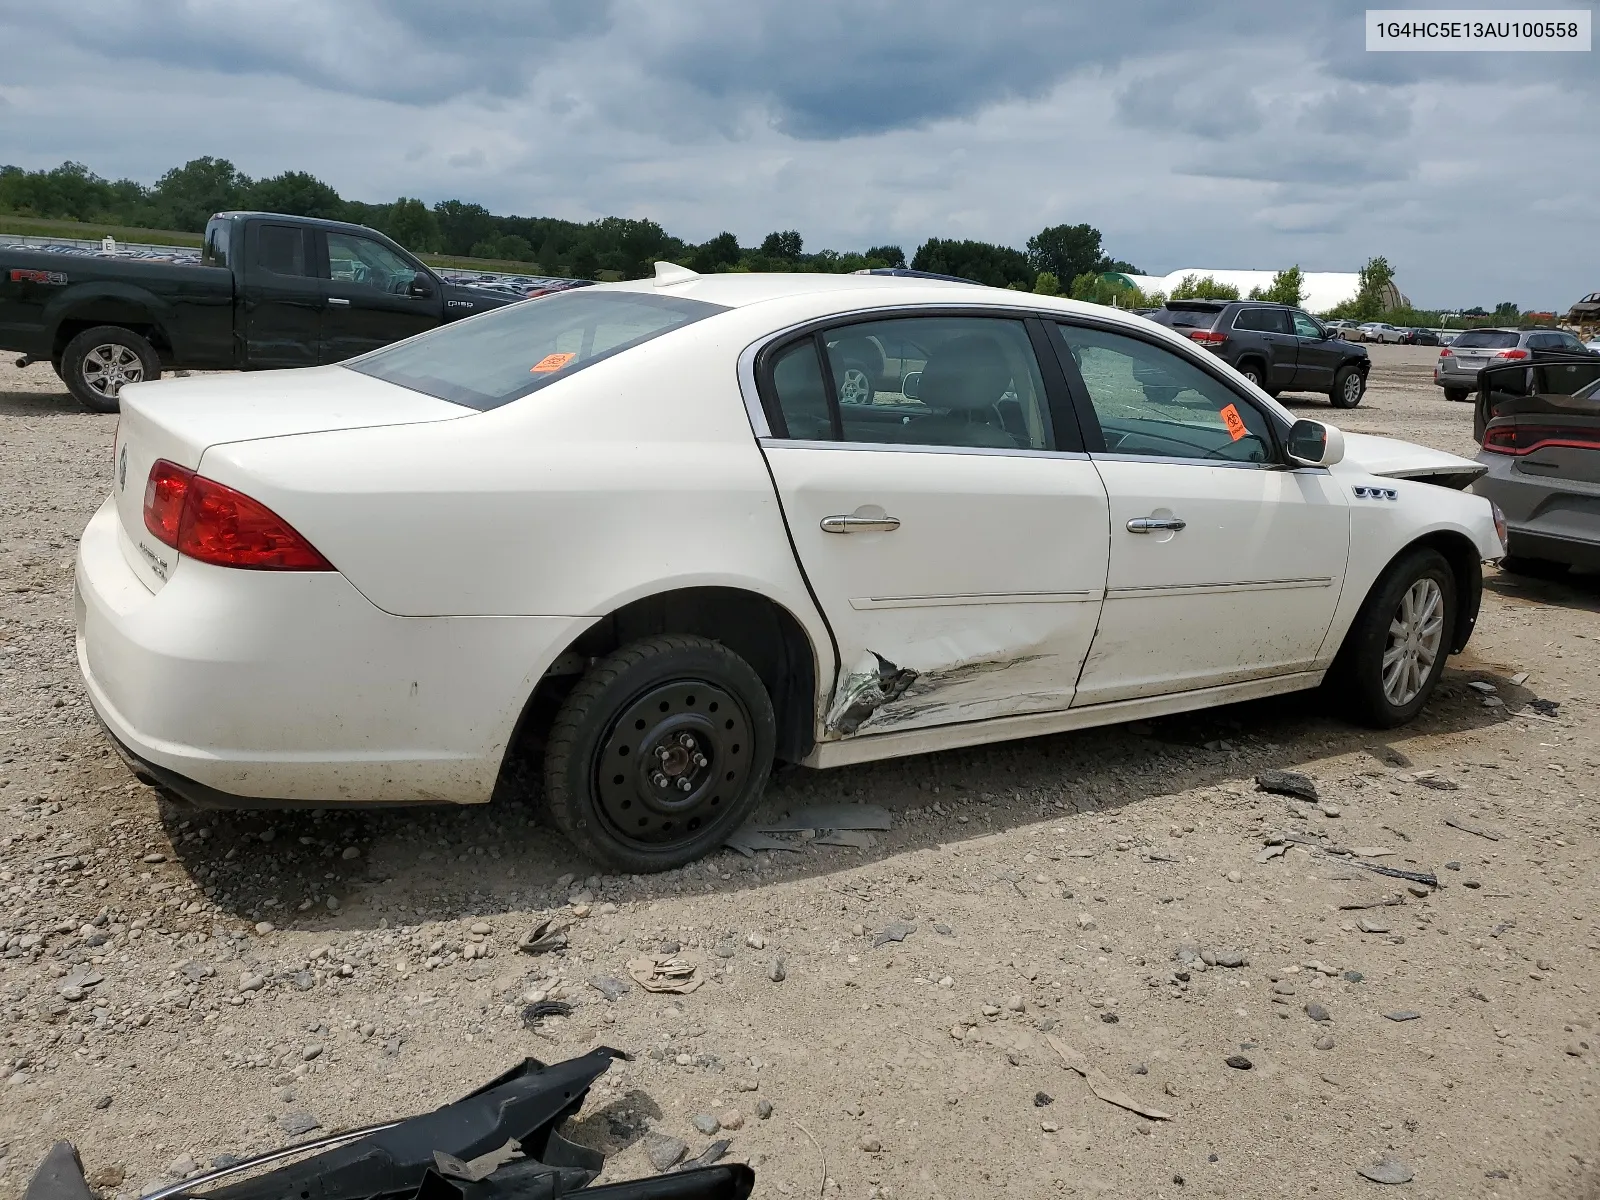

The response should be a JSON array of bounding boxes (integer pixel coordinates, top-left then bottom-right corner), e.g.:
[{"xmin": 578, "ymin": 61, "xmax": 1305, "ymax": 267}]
[
  {"xmin": 1219, "ymin": 403, "xmax": 1248, "ymax": 442},
  {"xmin": 530, "ymin": 352, "xmax": 576, "ymax": 374}
]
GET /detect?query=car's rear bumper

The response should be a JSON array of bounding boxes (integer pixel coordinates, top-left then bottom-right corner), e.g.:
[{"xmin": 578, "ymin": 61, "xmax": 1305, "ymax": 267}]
[
  {"xmin": 75, "ymin": 496, "xmax": 586, "ymax": 807},
  {"xmin": 1472, "ymin": 453, "xmax": 1600, "ymax": 569}
]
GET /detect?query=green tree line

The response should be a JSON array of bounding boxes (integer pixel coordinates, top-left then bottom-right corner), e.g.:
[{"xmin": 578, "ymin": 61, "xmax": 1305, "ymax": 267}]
[{"xmin": 0, "ymin": 157, "xmax": 1142, "ymax": 284}]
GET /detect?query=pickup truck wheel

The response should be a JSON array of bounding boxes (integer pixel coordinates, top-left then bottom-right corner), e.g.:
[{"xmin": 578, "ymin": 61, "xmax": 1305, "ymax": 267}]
[
  {"xmin": 542, "ymin": 634, "xmax": 776, "ymax": 873},
  {"xmin": 1442, "ymin": 387, "xmax": 1470, "ymax": 403},
  {"xmin": 1327, "ymin": 547, "xmax": 1456, "ymax": 728},
  {"xmin": 1329, "ymin": 365, "xmax": 1365, "ymax": 408},
  {"xmin": 62, "ymin": 326, "xmax": 161, "ymax": 413}
]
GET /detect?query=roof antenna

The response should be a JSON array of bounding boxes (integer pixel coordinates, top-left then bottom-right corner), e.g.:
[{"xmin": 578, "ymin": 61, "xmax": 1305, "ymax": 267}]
[{"xmin": 653, "ymin": 261, "xmax": 700, "ymax": 287}]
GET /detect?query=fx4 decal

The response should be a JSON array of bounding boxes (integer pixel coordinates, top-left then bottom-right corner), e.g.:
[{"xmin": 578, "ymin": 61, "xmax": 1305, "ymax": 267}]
[{"xmin": 9, "ymin": 268, "xmax": 68, "ymax": 285}]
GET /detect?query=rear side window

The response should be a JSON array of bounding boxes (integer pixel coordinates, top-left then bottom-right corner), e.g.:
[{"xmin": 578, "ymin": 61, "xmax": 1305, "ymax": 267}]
[
  {"xmin": 1234, "ymin": 307, "xmax": 1290, "ymax": 333},
  {"xmin": 346, "ymin": 289, "xmax": 726, "ymax": 410},
  {"xmin": 1451, "ymin": 330, "xmax": 1519, "ymax": 349},
  {"xmin": 767, "ymin": 340, "xmax": 835, "ymax": 440},
  {"xmin": 203, "ymin": 220, "xmax": 229, "ymax": 269},
  {"xmin": 256, "ymin": 224, "xmax": 309, "ymax": 277}
]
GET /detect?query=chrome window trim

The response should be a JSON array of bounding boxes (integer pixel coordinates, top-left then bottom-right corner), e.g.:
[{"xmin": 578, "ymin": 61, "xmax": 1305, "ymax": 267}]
[
  {"xmin": 758, "ymin": 437, "xmax": 1090, "ymax": 462},
  {"xmin": 1089, "ymin": 451, "xmax": 1287, "ymax": 471}
]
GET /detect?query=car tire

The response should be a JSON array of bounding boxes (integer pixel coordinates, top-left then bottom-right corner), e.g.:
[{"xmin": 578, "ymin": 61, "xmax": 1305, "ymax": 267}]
[
  {"xmin": 1498, "ymin": 555, "xmax": 1569, "ymax": 579},
  {"xmin": 61, "ymin": 326, "xmax": 161, "ymax": 414},
  {"xmin": 1236, "ymin": 361, "xmax": 1266, "ymax": 389},
  {"xmin": 1327, "ymin": 547, "xmax": 1456, "ymax": 729},
  {"xmin": 1442, "ymin": 387, "xmax": 1470, "ymax": 404},
  {"xmin": 542, "ymin": 634, "xmax": 776, "ymax": 873},
  {"xmin": 836, "ymin": 360, "xmax": 876, "ymax": 406},
  {"xmin": 1329, "ymin": 365, "xmax": 1365, "ymax": 408}
]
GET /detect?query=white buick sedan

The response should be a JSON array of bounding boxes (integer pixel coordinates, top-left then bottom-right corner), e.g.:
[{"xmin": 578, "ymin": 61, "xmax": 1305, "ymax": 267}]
[{"xmin": 77, "ymin": 267, "xmax": 1504, "ymax": 871}]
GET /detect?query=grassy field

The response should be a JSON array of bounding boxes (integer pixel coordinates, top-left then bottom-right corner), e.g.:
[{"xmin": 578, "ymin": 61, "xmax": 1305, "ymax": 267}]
[{"xmin": 0, "ymin": 213, "xmax": 579, "ymax": 276}]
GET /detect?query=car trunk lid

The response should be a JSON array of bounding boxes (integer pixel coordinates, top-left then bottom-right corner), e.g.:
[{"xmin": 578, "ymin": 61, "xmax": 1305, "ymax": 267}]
[{"xmin": 111, "ymin": 366, "xmax": 469, "ymax": 592}]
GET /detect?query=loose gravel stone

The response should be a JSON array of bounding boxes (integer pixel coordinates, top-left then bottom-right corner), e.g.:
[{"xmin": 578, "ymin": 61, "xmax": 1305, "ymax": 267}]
[
  {"xmin": 645, "ymin": 1135, "xmax": 688, "ymax": 1171},
  {"xmin": 691, "ymin": 1113, "xmax": 720, "ymax": 1135},
  {"xmin": 1357, "ymin": 1156, "xmax": 1415, "ymax": 1185}
]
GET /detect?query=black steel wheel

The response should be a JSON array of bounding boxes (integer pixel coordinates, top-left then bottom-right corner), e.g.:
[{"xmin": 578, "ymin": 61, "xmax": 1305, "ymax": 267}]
[{"xmin": 542, "ymin": 635, "xmax": 775, "ymax": 872}]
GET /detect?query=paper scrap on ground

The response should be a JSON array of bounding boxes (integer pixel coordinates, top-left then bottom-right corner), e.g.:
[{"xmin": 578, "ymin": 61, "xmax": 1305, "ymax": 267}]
[
  {"xmin": 627, "ymin": 954, "xmax": 703, "ymax": 994},
  {"xmin": 1046, "ymin": 1035, "xmax": 1172, "ymax": 1121},
  {"xmin": 759, "ymin": 804, "xmax": 892, "ymax": 832}
]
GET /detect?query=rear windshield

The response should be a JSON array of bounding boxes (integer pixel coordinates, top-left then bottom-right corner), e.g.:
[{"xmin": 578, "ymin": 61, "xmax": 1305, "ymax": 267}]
[
  {"xmin": 346, "ymin": 289, "xmax": 727, "ymax": 410},
  {"xmin": 1451, "ymin": 330, "xmax": 1518, "ymax": 349},
  {"xmin": 1156, "ymin": 305, "xmax": 1223, "ymax": 328}
]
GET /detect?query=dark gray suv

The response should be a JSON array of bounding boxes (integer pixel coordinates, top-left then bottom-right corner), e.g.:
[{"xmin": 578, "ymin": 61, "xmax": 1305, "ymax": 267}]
[{"xmin": 1148, "ymin": 300, "xmax": 1371, "ymax": 407}]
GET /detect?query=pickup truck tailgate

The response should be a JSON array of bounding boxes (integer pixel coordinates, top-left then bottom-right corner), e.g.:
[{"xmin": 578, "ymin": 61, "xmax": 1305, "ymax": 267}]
[{"xmin": 111, "ymin": 366, "xmax": 469, "ymax": 592}]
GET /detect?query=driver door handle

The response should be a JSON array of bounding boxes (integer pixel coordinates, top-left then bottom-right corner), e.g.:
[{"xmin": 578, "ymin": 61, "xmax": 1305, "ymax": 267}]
[
  {"xmin": 1127, "ymin": 516, "xmax": 1186, "ymax": 534},
  {"xmin": 821, "ymin": 514, "xmax": 901, "ymax": 534},
  {"xmin": 327, "ymin": 297, "xmax": 351, "ymax": 307}
]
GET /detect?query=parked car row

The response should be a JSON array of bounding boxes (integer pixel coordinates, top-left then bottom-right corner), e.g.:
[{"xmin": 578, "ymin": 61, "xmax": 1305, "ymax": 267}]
[{"xmin": 1435, "ymin": 327, "xmax": 1598, "ymax": 402}]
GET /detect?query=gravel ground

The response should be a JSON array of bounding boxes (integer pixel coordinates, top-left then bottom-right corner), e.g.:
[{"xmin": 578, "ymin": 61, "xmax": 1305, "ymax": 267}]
[{"xmin": 0, "ymin": 348, "xmax": 1597, "ymax": 1200}]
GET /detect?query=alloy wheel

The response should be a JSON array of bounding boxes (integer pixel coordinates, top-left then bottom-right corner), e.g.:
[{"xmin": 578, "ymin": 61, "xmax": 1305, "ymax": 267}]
[
  {"xmin": 838, "ymin": 366, "xmax": 872, "ymax": 405},
  {"xmin": 1381, "ymin": 578, "xmax": 1444, "ymax": 707},
  {"xmin": 1343, "ymin": 372, "xmax": 1363, "ymax": 405},
  {"xmin": 81, "ymin": 344, "xmax": 144, "ymax": 400},
  {"xmin": 592, "ymin": 679, "xmax": 753, "ymax": 850}
]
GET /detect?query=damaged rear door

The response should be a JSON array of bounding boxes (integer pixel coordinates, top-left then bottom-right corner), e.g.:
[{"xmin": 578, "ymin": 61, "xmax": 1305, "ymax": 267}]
[{"xmin": 752, "ymin": 312, "xmax": 1110, "ymax": 739}]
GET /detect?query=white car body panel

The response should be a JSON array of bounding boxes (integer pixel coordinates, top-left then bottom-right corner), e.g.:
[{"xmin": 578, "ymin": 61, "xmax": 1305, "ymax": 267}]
[
  {"xmin": 75, "ymin": 273, "xmax": 1505, "ymax": 814},
  {"xmin": 760, "ymin": 443, "xmax": 1109, "ymax": 735},
  {"xmin": 1074, "ymin": 460, "xmax": 1350, "ymax": 705}
]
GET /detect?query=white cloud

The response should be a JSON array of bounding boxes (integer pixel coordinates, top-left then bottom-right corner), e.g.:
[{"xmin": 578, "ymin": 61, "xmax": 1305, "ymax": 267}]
[{"xmin": 0, "ymin": 0, "xmax": 1594, "ymax": 307}]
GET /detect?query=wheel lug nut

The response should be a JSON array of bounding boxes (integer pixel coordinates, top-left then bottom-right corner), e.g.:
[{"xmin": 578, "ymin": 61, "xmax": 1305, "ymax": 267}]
[
  {"xmin": 677, "ymin": 778, "xmax": 692, "ymax": 792},
  {"xmin": 652, "ymin": 773, "xmax": 669, "ymax": 788},
  {"xmin": 654, "ymin": 746, "xmax": 669, "ymax": 760},
  {"xmin": 692, "ymin": 753, "xmax": 708, "ymax": 768},
  {"xmin": 678, "ymin": 733, "xmax": 695, "ymax": 748}
]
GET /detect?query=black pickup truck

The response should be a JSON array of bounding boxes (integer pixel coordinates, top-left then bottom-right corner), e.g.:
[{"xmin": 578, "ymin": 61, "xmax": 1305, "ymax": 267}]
[{"xmin": 0, "ymin": 211, "xmax": 553, "ymax": 412}]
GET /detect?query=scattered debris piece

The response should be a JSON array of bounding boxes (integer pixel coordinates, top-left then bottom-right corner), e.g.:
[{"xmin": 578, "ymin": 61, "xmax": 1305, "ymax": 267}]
[
  {"xmin": 1256, "ymin": 844, "xmax": 1289, "ymax": 863},
  {"xmin": 1528, "ymin": 697, "xmax": 1560, "ymax": 716},
  {"xmin": 1224, "ymin": 1055, "xmax": 1253, "ymax": 1071},
  {"xmin": 1348, "ymin": 861, "xmax": 1437, "ymax": 888},
  {"xmin": 1384, "ymin": 1010, "xmax": 1422, "ymax": 1022},
  {"xmin": 1034, "ymin": 1092, "xmax": 1054, "ymax": 1107},
  {"xmin": 1509, "ymin": 672, "xmax": 1529, "ymax": 686},
  {"xmin": 1305, "ymin": 1003, "xmax": 1331, "ymax": 1023},
  {"xmin": 723, "ymin": 828, "xmax": 799, "ymax": 857},
  {"xmin": 759, "ymin": 804, "xmax": 892, "ymax": 833},
  {"xmin": 517, "ymin": 919, "xmax": 570, "ymax": 956},
  {"xmin": 626, "ymin": 955, "xmax": 703, "ymax": 995},
  {"xmin": 1255, "ymin": 771, "xmax": 1318, "ymax": 802},
  {"xmin": 1443, "ymin": 816, "xmax": 1502, "ymax": 841},
  {"xmin": 1348, "ymin": 847, "xmax": 1393, "ymax": 858},
  {"xmin": 871, "ymin": 922, "xmax": 917, "ymax": 949},
  {"xmin": 1357, "ymin": 1156, "xmax": 1415, "ymax": 1185},
  {"xmin": 1356, "ymin": 919, "xmax": 1391, "ymax": 934},
  {"xmin": 645, "ymin": 1134, "xmax": 689, "ymax": 1172},
  {"xmin": 1368, "ymin": 744, "xmax": 1412, "ymax": 768},
  {"xmin": 1414, "ymin": 776, "xmax": 1460, "ymax": 791},
  {"xmin": 675, "ymin": 1139, "xmax": 732, "ymax": 1172},
  {"xmin": 815, "ymin": 829, "xmax": 875, "ymax": 849},
  {"xmin": 1467, "ymin": 681, "xmax": 1497, "ymax": 695},
  {"xmin": 1045, "ymin": 1035, "xmax": 1172, "ymax": 1120},
  {"xmin": 588, "ymin": 976, "xmax": 630, "ymax": 1003},
  {"xmin": 520, "ymin": 1000, "xmax": 572, "ymax": 1030},
  {"xmin": 433, "ymin": 1138, "xmax": 524, "ymax": 1182}
]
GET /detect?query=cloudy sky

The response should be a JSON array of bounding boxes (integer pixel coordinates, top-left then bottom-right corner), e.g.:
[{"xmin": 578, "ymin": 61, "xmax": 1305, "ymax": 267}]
[{"xmin": 1, "ymin": 0, "xmax": 1595, "ymax": 307}]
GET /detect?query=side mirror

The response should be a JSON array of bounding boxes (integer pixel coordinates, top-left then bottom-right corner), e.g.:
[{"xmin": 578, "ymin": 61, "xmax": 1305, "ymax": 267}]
[
  {"xmin": 409, "ymin": 270, "xmax": 435, "ymax": 299},
  {"xmin": 1287, "ymin": 419, "xmax": 1345, "ymax": 468},
  {"xmin": 901, "ymin": 370, "xmax": 922, "ymax": 401}
]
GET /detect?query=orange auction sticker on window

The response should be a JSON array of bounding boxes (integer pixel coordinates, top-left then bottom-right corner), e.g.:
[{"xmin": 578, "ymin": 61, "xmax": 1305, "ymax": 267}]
[
  {"xmin": 1219, "ymin": 403, "xmax": 1248, "ymax": 441},
  {"xmin": 530, "ymin": 352, "xmax": 576, "ymax": 374}
]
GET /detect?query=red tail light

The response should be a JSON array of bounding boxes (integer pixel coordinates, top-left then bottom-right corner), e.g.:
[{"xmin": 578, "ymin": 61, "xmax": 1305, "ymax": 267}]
[
  {"xmin": 142, "ymin": 459, "xmax": 333, "ymax": 570},
  {"xmin": 1188, "ymin": 329, "xmax": 1227, "ymax": 346},
  {"xmin": 1482, "ymin": 423, "xmax": 1600, "ymax": 456},
  {"xmin": 1492, "ymin": 348, "xmax": 1529, "ymax": 361},
  {"xmin": 1438, "ymin": 347, "xmax": 1452, "ymax": 357}
]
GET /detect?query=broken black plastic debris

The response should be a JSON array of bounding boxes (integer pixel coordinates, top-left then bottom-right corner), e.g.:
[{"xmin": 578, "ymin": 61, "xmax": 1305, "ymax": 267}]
[
  {"xmin": 26, "ymin": 1049, "xmax": 753, "ymax": 1200},
  {"xmin": 1254, "ymin": 770, "xmax": 1318, "ymax": 802}
]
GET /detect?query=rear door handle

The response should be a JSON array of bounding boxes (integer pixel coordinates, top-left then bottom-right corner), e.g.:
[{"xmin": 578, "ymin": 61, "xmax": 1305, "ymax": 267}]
[
  {"xmin": 821, "ymin": 514, "xmax": 901, "ymax": 534},
  {"xmin": 1127, "ymin": 516, "xmax": 1186, "ymax": 534},
  {"xmin": 327, "ymin": 297, "xmax": 351, "ymax": 307}
]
